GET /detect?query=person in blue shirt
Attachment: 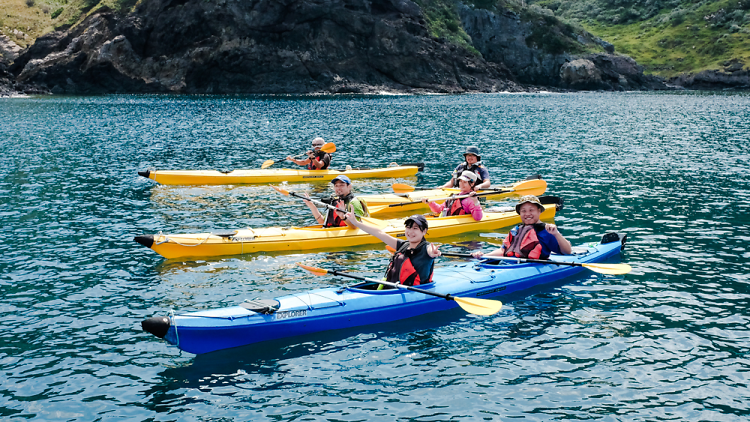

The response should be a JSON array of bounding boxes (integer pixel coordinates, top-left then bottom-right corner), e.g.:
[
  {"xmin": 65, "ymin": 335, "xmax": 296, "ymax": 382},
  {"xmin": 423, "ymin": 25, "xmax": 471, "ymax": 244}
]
[{"xmin": 472, "ymin": 195, "xmax": 571, "ymax": 259}]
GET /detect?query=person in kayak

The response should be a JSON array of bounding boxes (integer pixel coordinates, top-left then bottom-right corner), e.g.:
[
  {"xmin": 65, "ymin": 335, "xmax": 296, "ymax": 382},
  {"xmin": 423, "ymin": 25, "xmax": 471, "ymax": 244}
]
[
  {"xmin": 472, "ymin": 195, "xmax": 572, "ymax": 260},
  {"xmin": 344, "ymin": 212, "xmax": 441, "ymax": 286},
  {"xmin": 442, "ymin": 146, "xmax": 490, "ymax": 190},
  {"xmin": 423, "ymin": 170, "xmax": 483, "ymax": 221},
  {"xmin": 303, "ymin": 175, "xmax": 369, "ymax": 228},
  {"xmin": 286, "ymin": 137, "xmax": 331, "ymax": 170}
]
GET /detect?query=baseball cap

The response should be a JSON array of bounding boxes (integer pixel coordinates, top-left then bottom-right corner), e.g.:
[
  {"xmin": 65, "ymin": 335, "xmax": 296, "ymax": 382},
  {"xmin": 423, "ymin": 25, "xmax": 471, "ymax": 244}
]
[
  {"xmin": 457, "ymin": 170, "xmax": 478, "ymax": 183},
  {"xmin": 404, "ymin": 214, "xmax": 428, "ymax": 230},
  {"xmin": 331, "ymin": 175, "xmax": 351, "ymax": 185}
]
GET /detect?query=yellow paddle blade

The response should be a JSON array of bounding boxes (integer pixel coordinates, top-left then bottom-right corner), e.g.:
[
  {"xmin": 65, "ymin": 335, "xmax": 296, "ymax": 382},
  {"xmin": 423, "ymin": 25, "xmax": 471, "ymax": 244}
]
[
  {"xmin": 454, "ymin": 297, "xmax": 503, "ymax": 316},
  {"xmin": 392, "ymin": 183, "xmax": 415, "ymax": 193},
  {"xmin": 385, "ymin": 245, "xmax": 397, "ymax": 254},
  {"xmin": 297, "ymin": 263, "xmax": 330, "ymax": 276},
  {"xmin": 269, "ymin": 184, "xmax": 290, "ymax": 196},
  {"xmin": 510, "ymin": 179, "xmax": 548, "ymax": 196},
  {"xmin": 582, "ymin": 263, "xmax": 632, "ymax": 275},
  {"xmin": 261, "ymin": 160, "xmax": 275, "ymax": 169},
  {"xmin": 321, "ymin": 142, "xmax": 336, "ymax": 153}
]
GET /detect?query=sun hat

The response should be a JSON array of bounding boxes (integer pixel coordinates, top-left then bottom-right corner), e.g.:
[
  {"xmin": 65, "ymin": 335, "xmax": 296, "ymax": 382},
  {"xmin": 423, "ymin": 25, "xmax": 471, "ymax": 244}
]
[
  {"xmin": 331, "ymin": 175, "xmax": 351, "ymax": 185},
  {"xmin": 312, "ymin": 137, "xmax": 325, "ymax": 147},
  {"xmin": 404, "ymin": 214, "xmax": 428, "ymax": 230},
  {"xmin": 463, "ymin": 146, "xmax": 481, "ymax": 160},
  {"xmin": 457, "ymin": 170, "xmax": 478, "ymax": 183},
  {"xmin": 515, "ymin": 195, "xmax": 544, "ymax": 214}
]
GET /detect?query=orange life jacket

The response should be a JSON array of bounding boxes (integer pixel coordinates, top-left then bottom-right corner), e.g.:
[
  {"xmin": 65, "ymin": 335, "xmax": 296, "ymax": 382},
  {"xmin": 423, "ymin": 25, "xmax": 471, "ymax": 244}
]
[
  {"xmin": 385, "ymin": 239, "xmax": 434, "ymax": 286},
  {"xmin": 503, "ymin": 223, "xmax": 547, "ymax": 259}
]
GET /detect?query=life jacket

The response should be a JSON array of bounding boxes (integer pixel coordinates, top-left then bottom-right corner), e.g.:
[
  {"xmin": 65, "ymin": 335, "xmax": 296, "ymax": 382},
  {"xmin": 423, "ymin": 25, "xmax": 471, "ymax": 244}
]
[
  {"xmin": 452, "ymin": 161, "xmax": 485, "ymax": 187},
  {"xmin": 384, "ymin": 239, "xmax": 434, "ymax": 286},
  {"xmin": 307, "ymin": 151, "xmax": 331, "ymax": 170},
  {"xmin": 440, "ymin": 195, "xmax": 468, "ymax": 217},
  {"xmin": 503, "ymin": 222, "xmax": 548, "ymax": 259},
  {"xmin": 323, "ymin": 193, "xmax": 353, "ymax": 227}
]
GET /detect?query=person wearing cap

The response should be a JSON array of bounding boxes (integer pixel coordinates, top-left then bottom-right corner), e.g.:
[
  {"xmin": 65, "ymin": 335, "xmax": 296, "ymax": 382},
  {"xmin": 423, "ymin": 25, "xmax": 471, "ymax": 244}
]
[
  {"xmin": 344, "ymin": 212, "xmax": 440, "ymax": 286},
  {"xmin": 442, "ymin": 146, "xmax": 490, "ymax": 190},
  {"xmin": 286, "ymin": 137, "xmax": 331, "ymax": 170},
  {"xmin": 472, "ymin": 195, "xmax": 572, "ymax": 260},
  {"xmin": 303, "ymin": 175, "xmax": 369, "ymax": 228},
  {"xmin": 423, "ymin": 170, "xmax": 483, "ymax": 221}
]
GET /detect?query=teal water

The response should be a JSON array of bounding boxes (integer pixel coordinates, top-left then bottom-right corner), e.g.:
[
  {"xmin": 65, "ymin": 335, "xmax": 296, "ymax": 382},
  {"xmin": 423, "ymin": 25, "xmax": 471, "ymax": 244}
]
[{"xmin": 1, "ymin": 92, "xmax": 749, "ymax": 420}]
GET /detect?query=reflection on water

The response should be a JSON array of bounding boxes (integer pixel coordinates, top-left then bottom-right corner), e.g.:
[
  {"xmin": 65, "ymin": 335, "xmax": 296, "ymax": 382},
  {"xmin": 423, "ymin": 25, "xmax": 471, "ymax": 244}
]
[{"xmin": 1, "ymin": 92, "xmax": 749, "ymax": 420}]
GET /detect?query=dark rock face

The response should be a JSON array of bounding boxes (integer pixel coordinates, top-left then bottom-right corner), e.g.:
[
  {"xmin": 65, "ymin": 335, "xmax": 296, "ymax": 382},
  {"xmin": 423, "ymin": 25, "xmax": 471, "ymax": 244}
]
[
  {"xmin": 457, "ymin": 4, "xmax": 667, "ymax": 91},
  {"xmin": 9, "ymin": 0, "xmax": 669, "ymax": 94},
  {"xmin": 669, "ymin": 60, "xmax": 750, "ymax": 90},
  {"xmin": 11, "ymin": 0, "xmax": 521, "ymax": 94},
  {"xmin": 1, "ymin": 34, "xmax": 50, "ymax": 96}
]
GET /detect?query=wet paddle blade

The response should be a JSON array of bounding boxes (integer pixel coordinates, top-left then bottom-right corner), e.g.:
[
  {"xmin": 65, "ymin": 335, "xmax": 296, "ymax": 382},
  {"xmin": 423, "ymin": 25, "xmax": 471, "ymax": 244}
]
[
  {"xmin": 454, "ymin": 297, "xmax": 503, "ymax": 316},
  {"xmin": 582, "ymin": 262, "xmax": 632, "ymax": 275},
  {"xmin": 392, "ymin": 183, "xmax": 415, "ymax": 193},
  {"xmin": 270, "ymin": 184, "xmax": 290, "ymax": 196},
  {"xmin": 261, "ymin": 160, "xmax": 275, "ymax": 169},
  {"xmin": 297, "ymin": 263, "xmax": 330, "ymax": 276}
]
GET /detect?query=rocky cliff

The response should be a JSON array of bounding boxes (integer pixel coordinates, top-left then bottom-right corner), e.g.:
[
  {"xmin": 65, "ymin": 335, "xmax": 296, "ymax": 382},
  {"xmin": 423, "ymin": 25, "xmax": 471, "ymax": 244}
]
[{"xmin": 7, "ymin": 0, "xmax": 668, "ymax": 94}]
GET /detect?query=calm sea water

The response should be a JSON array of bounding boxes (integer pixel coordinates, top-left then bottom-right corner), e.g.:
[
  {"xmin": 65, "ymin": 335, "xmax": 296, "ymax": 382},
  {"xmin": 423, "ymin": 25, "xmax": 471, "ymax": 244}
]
[{"xmin": 1, "ymin": 92, "xmax": 749, "ymax": 421}]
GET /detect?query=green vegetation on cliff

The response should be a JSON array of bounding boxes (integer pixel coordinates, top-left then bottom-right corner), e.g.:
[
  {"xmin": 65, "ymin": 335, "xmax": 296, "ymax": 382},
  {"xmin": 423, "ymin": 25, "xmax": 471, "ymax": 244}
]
[{"xmin": 529, "ymin": 0, "xmax": 750, "ymax": 76}]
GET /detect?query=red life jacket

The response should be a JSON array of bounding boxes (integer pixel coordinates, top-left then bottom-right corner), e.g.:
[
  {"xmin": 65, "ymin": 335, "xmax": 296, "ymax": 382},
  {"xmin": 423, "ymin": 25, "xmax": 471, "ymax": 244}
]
[
  {"xmin": 384, "ymin": 239, "xmax": 434, "ymax": 286},
  {"xmin": 323, "ymin": 194, "xmax": 352, "ymax": 228},
  {"xmin": 441, "ymin": 196, "xmax": 467, "ymax": 217},
  {"xmin": 307, "ymin": 152, "xmax": 331, "ymax": 170},
  {"xmin": 503, "ymin": 223, "xmax": 547, "ymax": 259}
]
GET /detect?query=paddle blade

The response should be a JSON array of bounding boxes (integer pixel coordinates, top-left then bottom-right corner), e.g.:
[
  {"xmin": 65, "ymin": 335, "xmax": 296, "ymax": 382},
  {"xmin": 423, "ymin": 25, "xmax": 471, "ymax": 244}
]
[
  {"xmin": 297, "ymin": 263, "xmax": 330, "ymax": 276},
  {"xmin": 270, "ymin": 184, "xmax": 290, "ymax": 196},
  {"xmin": 261, "ymin": 160, "xmax": 275, "ymax": 169},
  {"xmin": 509, "ymin": 178, "xmax": 548, "ymax": 196},
  {"xmin": 392, "ymin": 183, "xmax": 415, "ymax": 193},
  {"xmin": 385, "ymin": 245, "xmax": 397, "ymax": 254},
  {"xmin": 454, "ymin": 297, "xmax": 503, "ymax": 316},
  {"xmin": 582, "ymin": 262, "xmax": 632, "ymax": 275},
  {"xmin": 321, "ymin": 142, "xmax": 336, "ymax": 153}
]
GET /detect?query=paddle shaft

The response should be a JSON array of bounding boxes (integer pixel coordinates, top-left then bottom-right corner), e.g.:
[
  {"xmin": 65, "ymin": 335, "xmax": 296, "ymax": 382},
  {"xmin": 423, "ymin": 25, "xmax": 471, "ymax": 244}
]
[
  {"xmin": 444, "ymin": 251, "xmax": 610, "ymax": 270},
  {"xmin": 388, "ymin": 189, "xmax": 511, "ymax": 208},
  {"xmin": 328, "ymin": 269, "xmax": 454, "ymax": 301}
]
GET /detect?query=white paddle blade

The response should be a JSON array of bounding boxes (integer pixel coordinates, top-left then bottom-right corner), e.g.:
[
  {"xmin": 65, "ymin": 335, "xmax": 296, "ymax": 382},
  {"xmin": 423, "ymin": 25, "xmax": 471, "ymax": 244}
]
[{"xmin": 582, "ymin": 263, "xmax": 632, "ymax": 275}]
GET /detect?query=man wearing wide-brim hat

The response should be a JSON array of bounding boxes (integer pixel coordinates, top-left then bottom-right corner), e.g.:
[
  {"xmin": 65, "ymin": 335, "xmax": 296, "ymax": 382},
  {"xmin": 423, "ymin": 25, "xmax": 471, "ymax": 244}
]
[
  {"xmin": 472, "ymin": 195, "xmax": 572, "ymax": 259},
  {"xmin": 441, "ymin": 146, "xmax": 491, "ymax": 190}
]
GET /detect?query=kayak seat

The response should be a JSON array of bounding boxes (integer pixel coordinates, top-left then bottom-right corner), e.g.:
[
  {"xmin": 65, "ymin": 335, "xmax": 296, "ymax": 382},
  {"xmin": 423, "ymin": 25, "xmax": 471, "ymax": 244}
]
[{"xmin": 240, "ymin": 299, "xmax": 281, "ymax": 314}]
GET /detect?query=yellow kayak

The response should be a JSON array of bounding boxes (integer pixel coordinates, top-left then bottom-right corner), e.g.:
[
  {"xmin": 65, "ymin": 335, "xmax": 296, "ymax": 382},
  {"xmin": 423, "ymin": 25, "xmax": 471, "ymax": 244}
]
[
  {"xmin": 363, "ymin": 178, "xmax": 548, "ymax": 215},
  {"xmin": 133, "ymin": 198, "xmax": 561, "ymax": 259},
  {"xmin": 138, "ymin": 163, "xmax": 423, "ymax": 185}
]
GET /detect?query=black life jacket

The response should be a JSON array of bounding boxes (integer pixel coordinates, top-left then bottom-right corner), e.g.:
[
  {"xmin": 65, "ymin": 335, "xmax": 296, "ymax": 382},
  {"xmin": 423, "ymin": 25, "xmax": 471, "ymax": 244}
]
[
  {"xmin": 384, "ymin": 239, "xmax": 434, "ymax": 286},
  {"xmin": 451, "ymin": 161, "xmax": 485, "ymax": 188},
  {"xmin": 307, "ymin": 151, "xmax": 331, "ymax": 170}
]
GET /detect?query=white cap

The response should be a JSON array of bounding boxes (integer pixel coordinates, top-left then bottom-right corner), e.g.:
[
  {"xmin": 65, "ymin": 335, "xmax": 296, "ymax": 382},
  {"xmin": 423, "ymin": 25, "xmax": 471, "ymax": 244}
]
[{"xmin": 457, "ymin": 170, "xmax": 478, "ymax": 183}]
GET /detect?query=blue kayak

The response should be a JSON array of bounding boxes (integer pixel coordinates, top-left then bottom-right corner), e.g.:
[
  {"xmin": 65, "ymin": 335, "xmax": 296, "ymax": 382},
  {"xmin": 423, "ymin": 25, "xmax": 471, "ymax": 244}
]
[{"xmin": 142, "ymin": 233, "xmax": 627, "ymax": 354}]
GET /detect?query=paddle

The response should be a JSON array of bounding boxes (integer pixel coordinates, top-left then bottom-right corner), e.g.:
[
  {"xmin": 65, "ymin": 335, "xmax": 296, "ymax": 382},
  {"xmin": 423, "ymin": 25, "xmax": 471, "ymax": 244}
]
[
  {"xmin": 384, "ymin": 245, "xmax": 631, "ymax": 275},
  {"xmin": 384, "ymin": 189, "xmax": 514, "ymax": 209},
  {"xmin": 270, "ymin": 185, "xmax": 389, "ymax": 228},
  {"xmin": 391, "ymin": 178, "xmax": 546, "ymax": 196},
  {"xmin": 297, "ymin": 263, "xmax": 502, "ymax": 316},
  {"xmin": 261, "ymin": 142, "xmax": 337, "ymax": 169}
]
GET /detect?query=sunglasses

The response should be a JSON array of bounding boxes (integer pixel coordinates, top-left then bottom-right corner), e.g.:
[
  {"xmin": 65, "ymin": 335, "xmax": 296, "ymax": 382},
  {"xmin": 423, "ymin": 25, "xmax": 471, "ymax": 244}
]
[{"xmin": 312, "ymin": 143, "xmax": 324, "ymax": 147}]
